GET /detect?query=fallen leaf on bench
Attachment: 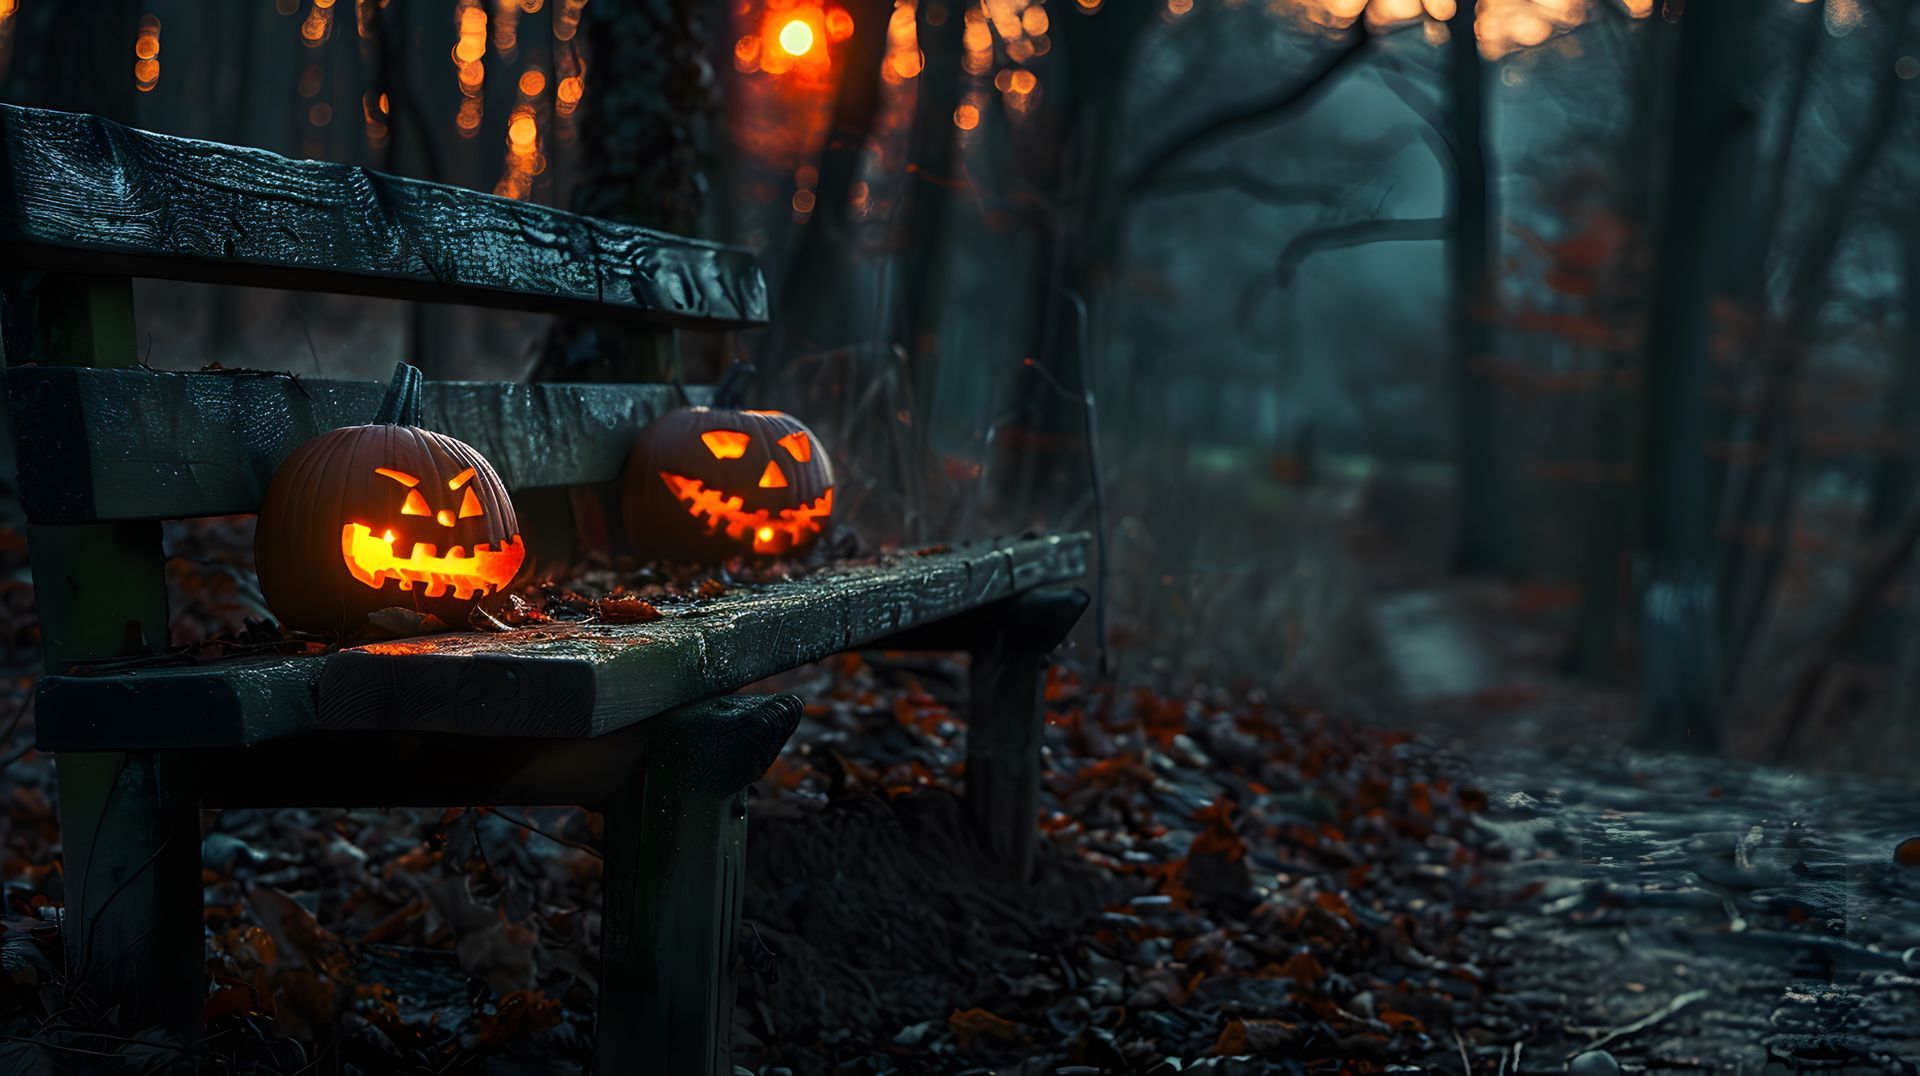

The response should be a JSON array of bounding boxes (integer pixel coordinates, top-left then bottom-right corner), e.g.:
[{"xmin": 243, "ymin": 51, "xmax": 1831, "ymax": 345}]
[
  {"xmin": 594, "ymin": 594, "xmax": 663, "ymax": 623},
  {"xmin": 356, "ymin": 607, "xmax": 452, "ymax": 640}
]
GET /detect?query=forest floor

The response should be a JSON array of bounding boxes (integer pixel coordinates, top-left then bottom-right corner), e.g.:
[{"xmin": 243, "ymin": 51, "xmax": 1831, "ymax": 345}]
[{"xmin": 0, "ymin": 525, "xmax": 1915, "ymax": 1073}]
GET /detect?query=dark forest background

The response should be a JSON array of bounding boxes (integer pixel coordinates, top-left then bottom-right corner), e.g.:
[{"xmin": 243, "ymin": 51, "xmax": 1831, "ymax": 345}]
[{"xmin": 5, "ymin": 0, "xmax": 1920, "ymax": 773}]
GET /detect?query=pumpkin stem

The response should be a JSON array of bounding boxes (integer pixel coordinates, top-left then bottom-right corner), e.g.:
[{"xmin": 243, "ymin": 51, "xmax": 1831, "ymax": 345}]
[
  {"xmin": 713, "ymin": 361, "xmax": 756, "ymax": 409},
  {"xmin": 375, "ymin": 362, "xmax": 424, "ymax": 426}
]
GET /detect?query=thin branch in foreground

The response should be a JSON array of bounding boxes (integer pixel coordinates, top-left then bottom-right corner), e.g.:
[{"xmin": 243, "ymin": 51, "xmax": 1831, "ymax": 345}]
[
  {"xmin": 1276, "ymin": 216, "xmax": 1448, "ymax": 285},
  {"xmin": 1573, "ymin": 989, "xmax": 1711, "ymax": 1059},
  {"xmin": 1122, "ymin": 26, "xmax": 1374, "ymax": 197}
]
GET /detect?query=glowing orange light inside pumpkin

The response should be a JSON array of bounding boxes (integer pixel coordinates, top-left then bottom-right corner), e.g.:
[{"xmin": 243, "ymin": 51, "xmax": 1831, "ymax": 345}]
[
  {"xmin": 459, "ymin": 487, "xmax": 485, "ymax": 518},
  {"xmin": 401, "ymin": 489, "xmax": 431, "ymax": 516},
  {"xmin": 777, "ymin": 431, "xmax": 813, "ymax": 462},
  {"xmin": 826, "ymin": 7, "xmax": 855, "ymax": 40},
  {"xmin": 701, "ymin": 429, "xmax": 751, "ymax": 459},
  {"xmin": 658, "ymin": 473, "xmax": 834, "ymax": 556},
  {"xmin": 759, "ymin": 460, "xmax": 789, "ymax": 488},
  {"xmin": 341, "ymin": 524, "xmax": 525, "ymax": 598},
  {"xmin": 778, "ymin": 18, "xmax": 815, "ymax": 55}
]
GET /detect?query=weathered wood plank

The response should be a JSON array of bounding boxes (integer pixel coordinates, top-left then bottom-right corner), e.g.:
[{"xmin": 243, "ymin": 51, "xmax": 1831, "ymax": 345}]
[
  {"xmin": 0, "ymin": 104, "xmax": 767, "ymax": 328},
  {"xmin": 10, "ymin": 366, "xmax": 699, "ymax": 524},
  {"xmin": 963, "ymin": 588, "xmax": 1089, "ymax": 881},
  {"xmin": 32, "ymin": 535, "xmax": 1089, "ymax": 751}
]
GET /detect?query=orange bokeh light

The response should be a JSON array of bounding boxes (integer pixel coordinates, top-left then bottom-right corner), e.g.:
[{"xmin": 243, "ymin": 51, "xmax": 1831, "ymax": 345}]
[{"xmin": 778, "ymin": 18, "xmax": 815, "ymax": 55}]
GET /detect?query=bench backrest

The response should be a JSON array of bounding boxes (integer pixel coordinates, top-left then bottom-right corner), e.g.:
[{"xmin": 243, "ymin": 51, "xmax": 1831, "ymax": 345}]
[
  {"xmin": 10, "ymin": 367, "xmax": 692, "ymax": 524},
  {"xmin": 1, "ymin": 105, "xmax": 764, "ymax": 669},
  {"xmin": 0, "ymin": 104, "xmax": 767, "ymax": 328}
]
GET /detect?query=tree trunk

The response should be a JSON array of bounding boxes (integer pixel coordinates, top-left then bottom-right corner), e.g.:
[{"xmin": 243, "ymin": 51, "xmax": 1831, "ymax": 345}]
[
  {"xmin": 1564, "ymin": 18, "xmax": 1665, "ymax": 683},
  {"xmin": 899, "ymin": 3, "xmax": 970, "ymax": 452},
  {"xmin": 1848, "ymin": 219, "xmax": 1920, "ymax": 669},
  {"xmin": 1633, "ymin": 0, "xmax": 1756, "ymax": 751},
  {"xmin": 1717, "ymin": 0, "xmax": 1912, "ymax": 690},
  {"xmin": 994, "ymin": 4, "xmax": 1157, "ymax": 524},
  {"xmin": 536, "ymin": 0, "xmax": 718, "ymax": 383},
  {"xmin": 1445, "ymin": 0, "xmax": 1516, "ymax": 576},
  {"xmin": 767, "ymin": 0, "xmax": 895, "ymax": 363},
  {"xmin": 0, "ymin": 0, "xmax": 139, "ymax": 122}
]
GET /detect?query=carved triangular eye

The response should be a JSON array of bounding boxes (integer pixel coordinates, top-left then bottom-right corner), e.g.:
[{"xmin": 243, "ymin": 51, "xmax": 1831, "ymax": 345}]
[
  {"xmin": 400, "ymin": 489, "xmax": 431, "ymax": 516},
  {"xmin": 701, "ymin": 430, "xmax": 750, "ymax": 459},
  {"xmin": 758, "ymin": 460, "xmax": 788, "ymax": 488},
  {"xmin": 459, "ymin": 487, "xmax": 485, "ymax": 518},
  {"xmin": 777, "ymin": 432, "xmax": 812, "ymax": 462}
]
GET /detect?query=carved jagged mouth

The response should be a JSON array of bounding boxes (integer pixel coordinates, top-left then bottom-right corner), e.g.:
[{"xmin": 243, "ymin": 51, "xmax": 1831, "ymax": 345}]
[
  {"xmin": 340, "ymin": 524, "xmax": 526, "ymax": 599},
  {"xmin": 659, "ymin": 473, "xmax": 833, "ymax": 554}
]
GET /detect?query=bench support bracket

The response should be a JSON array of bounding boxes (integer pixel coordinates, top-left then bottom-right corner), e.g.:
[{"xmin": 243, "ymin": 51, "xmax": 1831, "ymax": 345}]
[
  {"xmin": 963, "ymin": 587, "xmax": 1089, "ymax": 883},
  {"xmin": 591, "ymin": 694, "xmax": 800, "ymax": 1075},
  {"xmin": 55, "ymin": 751, "xmax": 204, "ymax": 1035}
]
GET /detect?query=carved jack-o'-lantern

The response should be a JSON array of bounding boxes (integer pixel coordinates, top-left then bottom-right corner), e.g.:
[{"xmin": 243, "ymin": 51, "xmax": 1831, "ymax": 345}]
[
  {"xmin": 256, "ymin": 363, "xmax": 527, "ymax": 635},
  {"xmin": 623, "ymin": 366, "xmax": 834, "ymax": 561}
]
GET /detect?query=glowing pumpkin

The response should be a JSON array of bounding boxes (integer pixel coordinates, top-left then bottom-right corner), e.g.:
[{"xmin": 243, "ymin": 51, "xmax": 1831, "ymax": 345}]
[
  {"xmin": 623, "ymin": 367, "xmax": 834, "ymax": 561},
  {"xmin": 255, "ymin": 363, "xmax": 526, "ymax": 635}
]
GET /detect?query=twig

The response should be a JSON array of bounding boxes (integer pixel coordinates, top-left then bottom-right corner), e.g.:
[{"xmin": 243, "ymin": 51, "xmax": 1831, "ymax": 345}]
[
  {"xmin": 494, "ymin": 808, "xmax": 604, "ymax": 859},
  {"xmin": 1277, "ymin": 216, "xmax": 1448, "ymax": 286},
  {"xmin": 1064, "ymin": 290, "xmax": 1110, "ymax": 679},
  {"xmin": 1453, "ymin": 1027, "xmax": 1472, "ymax": 1075},
  {"xmin": 289, "ymin": 293, "xmax": 324, "ymax": 376},
  {"xmin": 1123, "ymin": 26, "xmax": 1373, "ymax": 197},
  {"xmin": 1572, "ymin": 989, "xmax": 1710, "ymax": 1059}
]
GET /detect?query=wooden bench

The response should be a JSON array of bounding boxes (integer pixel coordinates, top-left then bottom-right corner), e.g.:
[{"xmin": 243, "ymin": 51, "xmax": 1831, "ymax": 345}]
[{"xmin": 1, "ymin": 104, "xmax": 1089, "ymax": 1073}]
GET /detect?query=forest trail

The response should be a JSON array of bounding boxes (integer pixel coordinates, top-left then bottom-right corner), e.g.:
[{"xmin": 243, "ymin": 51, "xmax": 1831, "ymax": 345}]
[
  {"xmin": 1373, "ymin": 581, "xmax": 1920, "ymax": 1072},
  {"xmin": 1461, "ymin": 742, "xmax": 1920, "ymax": 1072}
]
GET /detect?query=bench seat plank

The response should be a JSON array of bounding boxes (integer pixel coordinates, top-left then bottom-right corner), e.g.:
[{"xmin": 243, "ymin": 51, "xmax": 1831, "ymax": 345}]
[
  {"xmin": 35, "ymin": 534, "xmax": 1089, "ymax": 750},
  {"xmin": 10, "ymin": 366, "xmax": 696, "ymax": 523},
  {"xmin": 0, "ymin": 104, "xmax": 767, "ymax": 329}
]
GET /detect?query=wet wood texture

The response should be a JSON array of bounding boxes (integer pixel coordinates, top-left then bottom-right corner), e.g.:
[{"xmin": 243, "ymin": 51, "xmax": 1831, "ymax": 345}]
[
  {"xmin": 0, "ymin": 104, "xmax": 767, "ymax": 328},
  {"xmin": 34, "ymin": 535, "xmax": 1090, "ymax": 751},
  {"xmin": 10, "ymin": 366, "xmax": 697, "ymax": 523}
]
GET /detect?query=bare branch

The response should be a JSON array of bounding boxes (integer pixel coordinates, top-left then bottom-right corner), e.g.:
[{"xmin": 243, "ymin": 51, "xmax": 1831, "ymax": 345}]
[
  {"xmin": 1376, "ymin": 68, "xmax": 1460, "ymax": 173},
  {"xmin": 1277, "ymin": 216, "xmax": 1447, "ymax": 285},
  {"xmin": 1132, "ymin": 167, "xmax": 1347, "ymax": 207},
  {"xmin": 1122, "ymin": 27, "xmax": 1374, "ymax": 198}
]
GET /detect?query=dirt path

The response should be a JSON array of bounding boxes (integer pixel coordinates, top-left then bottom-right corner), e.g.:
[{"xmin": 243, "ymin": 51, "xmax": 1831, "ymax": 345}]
[
  {"xmin": 1457, "ymin": 745, "xmax": 1920, "ymax": 1072},
  {"xmin": 1374, "ymin": 583, "xmax": 1920, "ymax": 1072}
]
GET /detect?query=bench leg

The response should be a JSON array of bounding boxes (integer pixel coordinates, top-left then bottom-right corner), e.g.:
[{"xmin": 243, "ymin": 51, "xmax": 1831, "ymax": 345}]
[
  {"xmin": 965, "ymin": 587, "xmax": 1090, "ymax": 882},
  {"xmin": 592, "ymin": 771, "xmax": 747, "ymax": 1076},
  {"xmin": 56, "ymin": 751, "xmax": 203, "ymax": 1034}
]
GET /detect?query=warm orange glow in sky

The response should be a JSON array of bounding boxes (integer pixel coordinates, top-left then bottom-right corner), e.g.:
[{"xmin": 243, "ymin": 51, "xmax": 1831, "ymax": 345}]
[
  {"xmin": 1282, "ymin": 0, "xmax": 1649, "ymax": 58},
  {"xmin": 779, "ymin": 18, "xmax": 816, "ymax": 56}
]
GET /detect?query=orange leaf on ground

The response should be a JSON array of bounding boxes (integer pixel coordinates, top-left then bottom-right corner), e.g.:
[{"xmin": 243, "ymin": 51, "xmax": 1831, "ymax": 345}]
[
  {"xmin": 473, "ymin": 989, "xmax": 562, "ymax": 1047},
  {"xmin": 1379, "ymin": 1008, "xmax": 1426, "ymax": 1034},
  {"xmin": 948, "ymin": 1006, "xmax": 1021, "ymax": 1050}
]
